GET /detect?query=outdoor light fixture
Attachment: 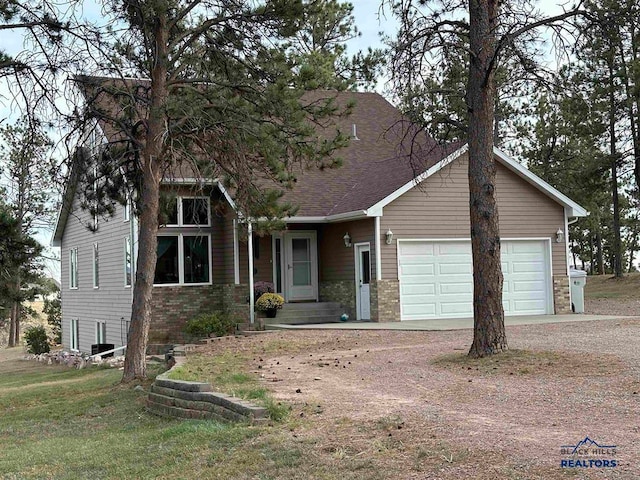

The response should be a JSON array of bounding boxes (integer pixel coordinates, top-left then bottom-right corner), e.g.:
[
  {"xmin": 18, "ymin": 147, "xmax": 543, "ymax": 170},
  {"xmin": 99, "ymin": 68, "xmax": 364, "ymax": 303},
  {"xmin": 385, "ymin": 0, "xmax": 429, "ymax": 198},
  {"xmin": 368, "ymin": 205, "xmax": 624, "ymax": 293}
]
[
  {"xmin": 343, "ymin": 232, "xmax": 352, "ymax": 247},
  {"xmin": 556, "ymin": 228, "xmax": 564, "ymax": 243},
  {"xmin": 385, "ymin": 229, "xmax": 394, "ymax": 245}
]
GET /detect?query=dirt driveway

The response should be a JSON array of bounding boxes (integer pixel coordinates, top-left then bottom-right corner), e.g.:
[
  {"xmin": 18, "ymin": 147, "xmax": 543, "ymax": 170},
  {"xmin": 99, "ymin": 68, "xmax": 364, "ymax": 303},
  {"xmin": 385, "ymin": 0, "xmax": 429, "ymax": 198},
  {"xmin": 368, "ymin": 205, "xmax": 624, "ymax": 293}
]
[{"xmin": 226, "ymin": 318, "xmax": 640, "ymax": 479}]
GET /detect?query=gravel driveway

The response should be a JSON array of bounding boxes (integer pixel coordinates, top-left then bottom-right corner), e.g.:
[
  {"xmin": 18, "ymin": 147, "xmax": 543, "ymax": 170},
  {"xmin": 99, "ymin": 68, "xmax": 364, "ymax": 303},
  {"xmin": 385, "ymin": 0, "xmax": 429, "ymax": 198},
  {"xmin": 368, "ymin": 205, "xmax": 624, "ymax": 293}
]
[{"xmin": 233, "ymin": 317, "xmax": 640, "ymax": 479}]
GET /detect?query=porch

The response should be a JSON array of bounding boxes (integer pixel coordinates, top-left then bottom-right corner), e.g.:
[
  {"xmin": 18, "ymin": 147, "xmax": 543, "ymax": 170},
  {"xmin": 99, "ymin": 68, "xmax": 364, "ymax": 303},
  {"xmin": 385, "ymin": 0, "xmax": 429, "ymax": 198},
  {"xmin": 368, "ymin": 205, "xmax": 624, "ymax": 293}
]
[{"xmin": 241, "ymin": 219, "xmax": 383, "ymax": 325}]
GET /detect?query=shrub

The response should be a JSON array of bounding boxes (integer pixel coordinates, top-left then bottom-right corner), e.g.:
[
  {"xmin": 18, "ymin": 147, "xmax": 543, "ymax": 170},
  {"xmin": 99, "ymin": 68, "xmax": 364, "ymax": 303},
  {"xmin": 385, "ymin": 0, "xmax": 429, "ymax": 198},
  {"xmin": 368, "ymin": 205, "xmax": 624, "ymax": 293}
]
[
  {"xmin": 255, "ymin": 293, "xmax": 284, "ymax": 311},
  {"xmin": 24, "ymin": 325, "xmax": 50, "ymax": 354},
  {"xmin": 184, "ymin": 312, "xmax": 237, "ymax": 339},
  {"xmin": 254, "ymin": 281, "xmax": 274, "ymax": 300}
]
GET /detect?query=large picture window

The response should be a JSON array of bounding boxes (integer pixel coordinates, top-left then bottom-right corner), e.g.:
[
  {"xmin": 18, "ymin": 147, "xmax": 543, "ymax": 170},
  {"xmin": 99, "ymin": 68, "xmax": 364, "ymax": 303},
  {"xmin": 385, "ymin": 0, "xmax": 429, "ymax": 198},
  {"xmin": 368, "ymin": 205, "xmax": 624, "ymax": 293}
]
[{"xmin": 154, "ymin": 234, "xmax": 211, "ymax": 285}]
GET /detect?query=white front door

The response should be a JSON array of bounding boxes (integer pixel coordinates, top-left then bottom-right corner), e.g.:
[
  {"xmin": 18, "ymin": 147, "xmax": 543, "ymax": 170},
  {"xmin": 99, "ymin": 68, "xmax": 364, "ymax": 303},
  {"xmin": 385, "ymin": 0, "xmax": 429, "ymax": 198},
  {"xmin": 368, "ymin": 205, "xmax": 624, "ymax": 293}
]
[
  {"xmin": 284, "ymin": 232, "xmax": 318, "ymax": 301},
  {"xmin": 355, "ymin": 243, "xmax": 371, "ymax": 320}
]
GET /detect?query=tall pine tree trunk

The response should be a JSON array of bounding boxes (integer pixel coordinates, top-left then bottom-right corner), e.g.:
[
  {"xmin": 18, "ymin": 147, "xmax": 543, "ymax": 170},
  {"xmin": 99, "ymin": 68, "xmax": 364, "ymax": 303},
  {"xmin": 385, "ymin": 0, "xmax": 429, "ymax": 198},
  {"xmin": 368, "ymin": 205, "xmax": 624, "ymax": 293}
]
[
  {"xmin": 596, "ymin": 228, "xmax": 605, "ymax": 275},
  {"xmin": 608, "ymin": 59, "xmax": 623, "ymax": 278},
  {"xmin": 467, "ymin": 0, "xmax": 506, "ymax": 357},
  {"xmin": 122, "ymin": 12, "xmax": 168, "ymax": 382}
]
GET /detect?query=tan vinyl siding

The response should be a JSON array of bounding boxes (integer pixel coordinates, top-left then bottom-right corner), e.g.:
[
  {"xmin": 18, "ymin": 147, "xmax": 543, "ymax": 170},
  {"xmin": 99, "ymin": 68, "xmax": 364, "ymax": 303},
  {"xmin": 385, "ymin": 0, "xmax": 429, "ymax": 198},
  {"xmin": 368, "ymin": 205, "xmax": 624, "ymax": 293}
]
[
  {"xmin": 380, "ymin": 154, "xmax": 566, "ymax": 279},
  {"xmin": 60, "ymin": 194, "xmax": 134, "ymax": 353},
  {"xmin": 319, "ymin": 219, "xmax": 376, "ymax": 282},
  {"xmin": 239, "ymin": 233, "xmax": 274, "ymax": 285}
]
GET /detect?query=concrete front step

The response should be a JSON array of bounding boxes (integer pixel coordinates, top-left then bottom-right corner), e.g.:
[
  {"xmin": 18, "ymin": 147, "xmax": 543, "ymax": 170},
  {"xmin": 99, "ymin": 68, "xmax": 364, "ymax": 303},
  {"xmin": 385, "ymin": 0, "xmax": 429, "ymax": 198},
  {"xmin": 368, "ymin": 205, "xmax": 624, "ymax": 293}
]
[
  {"xmin": 265, "ymin": 315, "xmax": 344, "ymax": 326},
  {"xmin": 279, "ymin": 302, "xmax": 341, "ymax": 312}
]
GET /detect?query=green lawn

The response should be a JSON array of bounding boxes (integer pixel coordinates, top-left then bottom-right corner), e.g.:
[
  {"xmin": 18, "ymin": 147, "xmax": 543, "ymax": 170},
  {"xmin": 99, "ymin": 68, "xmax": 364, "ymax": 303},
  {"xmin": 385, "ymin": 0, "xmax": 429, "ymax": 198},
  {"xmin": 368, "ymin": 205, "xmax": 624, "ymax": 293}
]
[{"xmin": 0, "ymin": 350, "xmax": 386, "ymax": 480}]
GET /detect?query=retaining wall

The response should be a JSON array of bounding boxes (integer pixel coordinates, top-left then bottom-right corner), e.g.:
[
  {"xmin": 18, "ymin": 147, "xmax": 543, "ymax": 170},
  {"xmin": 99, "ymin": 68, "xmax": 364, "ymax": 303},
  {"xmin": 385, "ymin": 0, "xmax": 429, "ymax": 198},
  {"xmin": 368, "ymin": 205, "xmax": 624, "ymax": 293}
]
[{"xmin": 146, "ymin": 356, "xmax": 268, "ymax": 424}]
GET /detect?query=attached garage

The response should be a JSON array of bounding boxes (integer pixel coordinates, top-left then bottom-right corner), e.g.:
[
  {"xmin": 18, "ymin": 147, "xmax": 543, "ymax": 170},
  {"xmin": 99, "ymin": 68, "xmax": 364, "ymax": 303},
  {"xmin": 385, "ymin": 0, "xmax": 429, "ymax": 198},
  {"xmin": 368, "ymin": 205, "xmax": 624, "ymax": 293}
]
[{"xmin": 398, "ymin": 239, "xmax": 553, "ymax": 321}]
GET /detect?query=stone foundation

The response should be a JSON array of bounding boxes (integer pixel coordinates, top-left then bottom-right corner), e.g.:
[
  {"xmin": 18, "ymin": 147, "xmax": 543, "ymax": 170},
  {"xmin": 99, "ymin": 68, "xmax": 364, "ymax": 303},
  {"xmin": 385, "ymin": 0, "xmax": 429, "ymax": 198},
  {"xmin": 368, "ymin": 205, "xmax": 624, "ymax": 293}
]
[
  {"xmin": 372, "ymin": 279, "xmax": 400, "ymax": 322},
  {"xmin": 319, "ymin": 280, "xmax": 356, "ymax": 319},
  {"xmin": 553, "ymin": 275, "xmax": 571, "ymax": 314}
]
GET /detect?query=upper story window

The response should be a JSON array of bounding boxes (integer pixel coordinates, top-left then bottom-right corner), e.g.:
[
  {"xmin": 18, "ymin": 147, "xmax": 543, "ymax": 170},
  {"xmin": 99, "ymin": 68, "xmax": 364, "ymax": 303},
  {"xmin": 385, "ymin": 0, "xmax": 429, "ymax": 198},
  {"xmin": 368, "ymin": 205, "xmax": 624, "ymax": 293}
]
[
  {"xmin": 124, "ymin": 197, "xmax": 130, "ymax": 222},
  {"xmin": 164, "ymin": 197, "xmax": 210, "ymax": 227},
  {"xmin": 93, "ymin": 243, "xmax": 99, "ymax": 289},
  {"xmin": 70, "ymin": 248, "xmax": 78, "ymax": 289},
  {"xmin": 124, "ymin": 236, "xmax": 132, "ymax": 287}
]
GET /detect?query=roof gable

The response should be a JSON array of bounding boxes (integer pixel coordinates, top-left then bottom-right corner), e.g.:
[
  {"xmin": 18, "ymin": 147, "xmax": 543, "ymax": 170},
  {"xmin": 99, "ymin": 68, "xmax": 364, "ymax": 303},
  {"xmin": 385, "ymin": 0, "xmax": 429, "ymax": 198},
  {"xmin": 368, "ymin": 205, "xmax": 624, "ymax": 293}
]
[{"xmin": 367, "ymin": 145, "xmax": 587, "ymax": 218}]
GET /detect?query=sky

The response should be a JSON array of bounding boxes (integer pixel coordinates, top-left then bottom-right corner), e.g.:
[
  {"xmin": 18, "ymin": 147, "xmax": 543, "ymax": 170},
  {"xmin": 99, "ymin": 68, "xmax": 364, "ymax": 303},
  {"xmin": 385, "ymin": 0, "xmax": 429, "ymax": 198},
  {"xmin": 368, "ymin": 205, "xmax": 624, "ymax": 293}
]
[{"xmin": 0, "ymin": 1, "xmax": 565, "ymax": 282}]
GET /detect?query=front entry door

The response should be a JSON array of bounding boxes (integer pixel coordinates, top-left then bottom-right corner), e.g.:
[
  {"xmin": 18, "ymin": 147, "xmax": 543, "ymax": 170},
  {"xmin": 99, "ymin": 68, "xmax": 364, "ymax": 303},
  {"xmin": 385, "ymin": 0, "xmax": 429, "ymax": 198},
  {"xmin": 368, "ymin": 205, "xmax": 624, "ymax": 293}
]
[
  {"xmin": 355, "ymin": 243, "xmax": 371, "ymax": 320},
  {"xmin": 285, "ymin": 232, "xmax": 318, "ymax": 301}
]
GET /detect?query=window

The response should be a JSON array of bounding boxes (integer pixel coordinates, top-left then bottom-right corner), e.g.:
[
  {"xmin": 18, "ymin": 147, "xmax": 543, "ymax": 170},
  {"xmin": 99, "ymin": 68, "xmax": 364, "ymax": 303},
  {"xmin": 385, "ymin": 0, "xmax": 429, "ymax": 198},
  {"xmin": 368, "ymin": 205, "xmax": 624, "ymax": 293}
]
[
  {"xmin": 93, "ymin": 243, "xmax": 99, "ymax": 288},
  {"xmin": 92, "ymin": 165, "xmax": 99, "ymax": 231},
  {"xmin": 124, "ymin": 236, "xmax": 132, "ymax": 287},
  {"xmin": 182, "ymin": 198, "xmax": 210, "ymax": 226},
  {"xmin": 164, "ymin": 197, "xmax": 210, "ymax": 227},
  {"xmin": 95, "ymin": 321, "xmax": 106, "ymax": 344},
  {"xmin": 70, "ymin": 318, "xmax": 79, "ymax": 351},
  {"xmin": 69, "ymin": 248, "xmax": 78, "ymax": 289},
  {"xmin": 154, "ymin": 234, "xmax": 211, "ymax": 285}
]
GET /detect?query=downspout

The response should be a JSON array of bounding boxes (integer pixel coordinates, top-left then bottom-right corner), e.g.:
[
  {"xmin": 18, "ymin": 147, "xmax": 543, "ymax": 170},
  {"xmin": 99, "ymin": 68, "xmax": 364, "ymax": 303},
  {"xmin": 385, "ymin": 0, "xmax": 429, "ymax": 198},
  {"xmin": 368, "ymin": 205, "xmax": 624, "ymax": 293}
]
[{"xmin": 248, "ymin": 222, "xmax": 255, "ymax": 324}]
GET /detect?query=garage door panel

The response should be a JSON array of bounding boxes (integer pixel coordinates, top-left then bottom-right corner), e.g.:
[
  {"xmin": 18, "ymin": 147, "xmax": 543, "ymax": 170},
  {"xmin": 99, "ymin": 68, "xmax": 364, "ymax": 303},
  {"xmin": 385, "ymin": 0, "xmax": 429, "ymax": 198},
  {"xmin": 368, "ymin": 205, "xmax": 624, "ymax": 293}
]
[
  {"xmin": 510, "ymin": 261, "xmax": 545, "ymax": 273},
  {"xmin": 402, "ymin": 294, "xmax": 439, "ymax": 305},
  {"xmin": 440, "ymin": 302, "xmax": 473, "ymax": 315},
  {"xmin": 439, "ymin": 282, "xmax": 472, "ymax": 294},
  {"xmin": 436, "ymin": 243, "xmax": 472, "ymax": 255},
  {"xmin": 402, "ymin": 284, "xmax": 436, "ymax": 295},
  {"xmin": 512, "ymin": 280, "xmax": 545, "ymax": 292},
  {"xmin": 401, "ymin": 274, "xmax": 437, "ymax": 285},
  {"xmin": 399, "ymin": 242, "xmax": 434, "ymax": 256},
  {"xmin": 403, "ymin": 304, "xmax": 436, "ymax": 316},
  {"xmin": 399, "ymin": 255, "xmax": 434, "ymax": 265},
  {"xmin": 398, "ymin": 240, "xmax": 551, "ymax": 320},
  {"xmin": 401, "ymin": 264, "xmax": 435, "ymax": 276},
  {"xmin": 513, "ymin": 299, "xmax": 547, "ymax": 312},
  {"xmin": 439, "ymin": 263, "xmax": 473, "ymax": 275}
]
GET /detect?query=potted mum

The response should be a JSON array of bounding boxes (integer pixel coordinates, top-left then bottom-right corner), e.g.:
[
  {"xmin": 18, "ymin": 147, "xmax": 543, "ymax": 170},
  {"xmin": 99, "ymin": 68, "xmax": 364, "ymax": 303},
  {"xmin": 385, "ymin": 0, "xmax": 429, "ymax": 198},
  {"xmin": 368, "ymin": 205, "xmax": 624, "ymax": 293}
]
[{"xmin": 256, "ymin": 293, "xmax": 285, "ymax": 318}]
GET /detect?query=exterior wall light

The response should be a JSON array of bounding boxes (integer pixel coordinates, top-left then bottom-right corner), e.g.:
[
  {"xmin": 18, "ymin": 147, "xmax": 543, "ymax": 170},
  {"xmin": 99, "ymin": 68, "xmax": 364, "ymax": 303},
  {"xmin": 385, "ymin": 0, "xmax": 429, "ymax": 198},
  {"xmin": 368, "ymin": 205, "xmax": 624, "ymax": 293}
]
[
  {"xmin": 385, "ymin": 229, "xmax": 394, "ymax": 245},
  {"xmin": 556, "ymin": 228, "xmax": 564, "ymax": 243},
  {"xmin": 343, "ymin": 232, "xmax": 352, "ymax": 247}
]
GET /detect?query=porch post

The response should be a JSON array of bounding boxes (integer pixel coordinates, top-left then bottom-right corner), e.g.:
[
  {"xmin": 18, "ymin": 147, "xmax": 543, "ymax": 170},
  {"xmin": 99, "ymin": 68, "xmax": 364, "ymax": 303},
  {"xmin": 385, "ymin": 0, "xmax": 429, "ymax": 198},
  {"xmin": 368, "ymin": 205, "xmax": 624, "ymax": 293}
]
[
  {"xmin": 233, "ymin": 219, "xmax": 240, "ymax": 284},
  {"xmin": 248, "ymin": 221, "xmax": 255, "ymax": 324},
  {"xmin": 375, "ymin": 216, "xmax": 382, "ymax": 281}
]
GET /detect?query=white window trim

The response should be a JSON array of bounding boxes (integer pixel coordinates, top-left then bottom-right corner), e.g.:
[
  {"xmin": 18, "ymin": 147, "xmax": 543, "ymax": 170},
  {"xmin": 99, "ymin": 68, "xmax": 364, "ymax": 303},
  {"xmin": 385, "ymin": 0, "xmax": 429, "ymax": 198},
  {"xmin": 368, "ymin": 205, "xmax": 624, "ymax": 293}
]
[
  {"xmin": 69, "ymin": 247, "xmax": 78, "ymax": 290},
  {"xmin": 93, "ymin": 242, "xmax": 99, "ymax": 289},
  {"xmin": 124, "ymin": 236, "xmax": 132, "ymax": 288},
  {"xmin": 165, "ymin": 196, "xmax": 211, "ymax": 227},
  {"xmin": 95, "ymin": 321, "xmax": 106, "ymax": 344},
  {"xmin": 70, "ymin": 318, "xmax": 79, "ymax": 351},
  {"xmin": 154, "ymin": 233, "xmax": 213, "ymax": 287}
]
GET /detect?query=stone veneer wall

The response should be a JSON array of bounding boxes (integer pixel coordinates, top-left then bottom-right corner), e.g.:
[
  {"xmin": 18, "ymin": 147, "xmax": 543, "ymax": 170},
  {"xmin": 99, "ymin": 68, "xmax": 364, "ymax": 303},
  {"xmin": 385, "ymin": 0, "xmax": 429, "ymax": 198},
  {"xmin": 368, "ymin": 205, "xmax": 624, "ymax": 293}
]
[
  {"xmin": 319, "ymin": 280, "xmax": 355, "ymax": 319},
  {"xmin": 553, "ymin": 275, "xmax": 571, "ymax": 314},
  {"xmin": 372, "ymin": 279, "xmax": 400, "ymax": 322},
  {"xmin": 150, "ymin": 284, "xmax": 250, "ymax": 343}
]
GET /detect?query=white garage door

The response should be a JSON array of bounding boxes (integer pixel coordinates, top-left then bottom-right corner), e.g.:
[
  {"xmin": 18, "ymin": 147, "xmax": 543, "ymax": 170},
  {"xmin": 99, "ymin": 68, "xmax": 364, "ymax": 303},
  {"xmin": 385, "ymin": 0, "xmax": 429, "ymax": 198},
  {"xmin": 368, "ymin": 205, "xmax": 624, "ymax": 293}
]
[{"xmin": 398, "ymin": 240, "xmax": 551, "ymax": 320}]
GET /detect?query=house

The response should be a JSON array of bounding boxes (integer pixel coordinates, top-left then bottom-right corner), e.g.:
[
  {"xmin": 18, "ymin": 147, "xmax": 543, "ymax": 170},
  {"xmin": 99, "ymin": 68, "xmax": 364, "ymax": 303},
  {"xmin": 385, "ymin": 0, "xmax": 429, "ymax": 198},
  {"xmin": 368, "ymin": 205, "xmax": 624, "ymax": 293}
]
[{"xmin": 52, "ymin": 86, "xmax": 587, "ymax": 353}]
